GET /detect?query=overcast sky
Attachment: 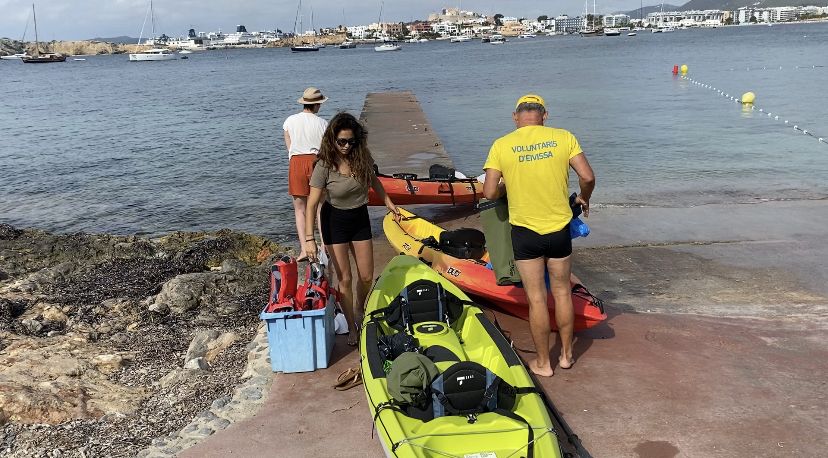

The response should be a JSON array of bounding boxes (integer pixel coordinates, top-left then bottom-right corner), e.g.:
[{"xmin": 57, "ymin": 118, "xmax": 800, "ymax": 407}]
[{"xmin": 0, "ymin": 0, "xmax": 651, "ymax": 40}]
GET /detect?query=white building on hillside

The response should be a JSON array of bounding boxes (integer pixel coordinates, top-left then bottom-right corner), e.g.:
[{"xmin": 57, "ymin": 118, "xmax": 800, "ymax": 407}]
[
  {"xmin": 648, "ymin": 10, "xmax": 724, "ymax": 27},
  {"xmin": 603, "ymin": 14, "xmax": 630, "ymax": 27},
  {"xmin": 554, "ymin": 15, "xmax": 586, "ymax": 33},
  {"xmin": 431, "ymin": 21, "xmax": 460, "ymax": 36},
  {"xmin": 347, "ymin": 25, "xmax": 369, "ymax": 39}
]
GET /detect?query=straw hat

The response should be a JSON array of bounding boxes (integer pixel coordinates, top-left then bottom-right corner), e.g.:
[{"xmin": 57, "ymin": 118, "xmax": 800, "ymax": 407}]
[{"xmin": 297, "ymin": 87, "xmax": 328, "ymax": 104}]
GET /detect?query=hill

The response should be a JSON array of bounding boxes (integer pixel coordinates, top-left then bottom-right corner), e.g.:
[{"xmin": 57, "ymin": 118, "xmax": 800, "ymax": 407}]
[
  {"xmin": 680, "ymin": 0, "xmax": 819, "ymax": 9},
  {"xmin": 628, "ymin": 0, "xmax": 820, "ymax": 14},
  {"xmin": 626, "ymin": 4, "xmax": 683, "ymax": 17},
  {"xmin": 88, "ymin": 35, "xmax": 139, "ymax": 44}
]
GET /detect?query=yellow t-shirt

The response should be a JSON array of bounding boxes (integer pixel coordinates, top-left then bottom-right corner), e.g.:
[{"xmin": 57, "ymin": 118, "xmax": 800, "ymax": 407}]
[{"xmin": 483, "ymin": 125, "xmax": 583, "ymax": 234}]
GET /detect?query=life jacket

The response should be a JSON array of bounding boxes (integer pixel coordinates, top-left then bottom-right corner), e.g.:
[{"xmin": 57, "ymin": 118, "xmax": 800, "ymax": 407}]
[
  {"xmin": 266, "ymin": 256, "xmax": 298, "ymax": 313},
  {"xmin": 294, "ymin": 263, "xmax": 333, "ymax": 311}
]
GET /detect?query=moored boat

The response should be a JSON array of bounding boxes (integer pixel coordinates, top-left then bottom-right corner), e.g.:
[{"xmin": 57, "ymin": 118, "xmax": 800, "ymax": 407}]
[
  {"xmin": 21, "ymin": 4, "xmax": 65, "ymax": 64},
  {"xmin": 361, "ymin": 255, "xmax": 564, "ymax": 458},
  {"xmin": 383, "ymin": 208, "xmax": 607, "ymax": 331},
  {"xmin": 291, "ymin": 44, "xmax": 320, "ymax": 52},
  {"xmin": 1, "ymin": 53, "xmax": 31, "ymax": 60},
  {"xmin": 129, "ymin": 48, "xmax": 176, "ymax": 61},
  {"xmin": 129, "ymin": 1, "xmax": 175, "ymax": 61},
  {"xmin": 374, "ymin": 42, "xmax": 401, "ymax": 52}
]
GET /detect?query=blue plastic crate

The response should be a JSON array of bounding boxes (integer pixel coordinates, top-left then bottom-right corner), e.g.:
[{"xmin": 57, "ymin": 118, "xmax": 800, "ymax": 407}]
[{"xmin": 260, "ymin": 299, "xmax": 335, "ymax": 373}]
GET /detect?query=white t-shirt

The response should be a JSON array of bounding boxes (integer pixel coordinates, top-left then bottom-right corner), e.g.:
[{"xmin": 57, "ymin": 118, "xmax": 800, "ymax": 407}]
[{"xmin": 282, "ymin": 112, "xmax": 328, "ymax": 158}]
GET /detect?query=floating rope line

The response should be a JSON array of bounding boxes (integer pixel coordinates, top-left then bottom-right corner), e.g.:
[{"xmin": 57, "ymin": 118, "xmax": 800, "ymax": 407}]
[
  {"xmin": 681, "ymin": 75, "xmax": 827, "ymax": 147},
  {"xmin": 727, "ymin": 65, "xmax": 825, "ymax": 71}
]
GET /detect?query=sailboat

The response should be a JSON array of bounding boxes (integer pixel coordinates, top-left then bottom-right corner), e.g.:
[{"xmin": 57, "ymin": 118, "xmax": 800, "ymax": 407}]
[
  {"xmin": 129, "ymin": 1, "xmax": 176, "ymax": 61},
  {"xmin": 339, "ymin": 8, "xmax": 356, "ymax": 48},
  {"xmin": 21, "ymin": 3, "xmax": 66, "ymax": 63},
  {"xmin": 579, "ymin": 0, "xmax": 601, "ymax": 37},
  {"xmin": 291, "ymin": 0, "xmax": 320, "ymax": 52},
  {"xmin": 373, "ymin": 1, "xmax": 400, "ymax": 51},
  {"xmin": 628, "ymin": 0, "xmax": 642, "ymax": 35}
]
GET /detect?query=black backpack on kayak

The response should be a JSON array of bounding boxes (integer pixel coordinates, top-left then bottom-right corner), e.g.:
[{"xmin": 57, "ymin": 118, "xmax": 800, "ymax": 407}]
[
  {"xmin": 439, "ymin": 228, "xmax": 486, "ymax": 260},
  {"xmin": 429, "ymin": 164, "xmax": 456, "ymax": 181}
]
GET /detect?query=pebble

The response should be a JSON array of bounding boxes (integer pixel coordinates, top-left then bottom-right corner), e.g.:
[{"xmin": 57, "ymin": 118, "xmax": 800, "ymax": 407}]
[
  {"xmin": 213, "ymin": 418, "xmax": 231, "ymax": 430},
  {"xmin": 211, "ymin": 396, "xmax": 230, "ymax": 410}
]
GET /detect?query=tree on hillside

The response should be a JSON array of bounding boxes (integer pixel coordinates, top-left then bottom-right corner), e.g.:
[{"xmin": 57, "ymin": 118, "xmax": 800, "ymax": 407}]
[
  {"xmin": 494, "ymin": 14, "xmax": 504, "ymax": 26},
  {"xmin": 538, "ymin": 15, "xmax": 548, "ymax": 22}
]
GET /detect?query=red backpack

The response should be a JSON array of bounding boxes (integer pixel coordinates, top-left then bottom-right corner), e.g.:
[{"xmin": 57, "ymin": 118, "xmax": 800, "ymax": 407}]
[{"xmin": 266, "ymin": 256, "xmax": 299, "ymax": 313}]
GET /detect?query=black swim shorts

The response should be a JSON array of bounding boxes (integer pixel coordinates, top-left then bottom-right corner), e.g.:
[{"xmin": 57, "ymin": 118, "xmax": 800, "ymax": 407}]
[
  {"xmin": 320, "ymin": 201, "xmax": 372, "ymax": 245},
  {"xmin": 511, "ymin": 224, "xmax": 572, "ymax": 261}
]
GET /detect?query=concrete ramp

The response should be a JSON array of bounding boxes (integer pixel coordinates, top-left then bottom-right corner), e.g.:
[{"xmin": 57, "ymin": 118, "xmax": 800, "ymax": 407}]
[{"xmin": 360, "ymin": 91, "xmax": 453, "ymax": 178}]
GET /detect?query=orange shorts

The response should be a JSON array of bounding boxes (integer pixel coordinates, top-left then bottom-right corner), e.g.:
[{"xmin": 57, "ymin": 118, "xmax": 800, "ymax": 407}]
[{"xmin": 288, "ymin": 154, "xmax": 316, "ymax": 197}]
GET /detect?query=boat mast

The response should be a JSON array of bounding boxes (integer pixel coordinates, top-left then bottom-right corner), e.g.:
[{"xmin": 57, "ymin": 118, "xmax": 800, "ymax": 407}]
[
  {"xmin": 593, "ymin": 0, "xmax": 596, "ymax": 30},
  {"xmin": 32, "ymin": 3, "xmax": 39, "ymax": 56},
  {"xmin": 378, "ymin": 0, "xmax": 384, "ymax": 39},
  {"xmin": 151, "ymin": 0, "xmax": 156, "ymax": 38}
]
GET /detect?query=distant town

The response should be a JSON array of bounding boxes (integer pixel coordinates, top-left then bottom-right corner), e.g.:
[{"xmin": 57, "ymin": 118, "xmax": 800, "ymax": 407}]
[
  {"xmin": 141, "ymin": 4, "xmax": 828, "ymax": 49},
  {"xmin": 2, "ymin": 4, "xmax": 828, "ymax": 55}
]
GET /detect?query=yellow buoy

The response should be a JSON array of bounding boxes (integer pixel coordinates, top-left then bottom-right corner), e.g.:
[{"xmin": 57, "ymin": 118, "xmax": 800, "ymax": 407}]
[
  {"xmin": 741, "ymin": 92, "xmax": 756, "ymax": 104},
  {"xmin": 680, "ymin": 64, "xmax": 688, "ymax": 75}
]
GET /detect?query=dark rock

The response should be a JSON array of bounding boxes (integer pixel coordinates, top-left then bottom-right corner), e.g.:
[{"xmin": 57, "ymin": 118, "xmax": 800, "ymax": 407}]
[
  {"xmin": 0, "ymin": 223, "xmax": 23, "ymax": 240},
  {"xmin": 0, "ymin": 298, "xmax": 28, "ymax": 324},
  {"xmin": 21, "ymin": 319, "xmax": 44, "ymax": 335}
]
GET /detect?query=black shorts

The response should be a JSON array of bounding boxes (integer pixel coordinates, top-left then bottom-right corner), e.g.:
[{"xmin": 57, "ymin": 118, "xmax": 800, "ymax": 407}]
[
  {"xmin": 511, "ymin": 224, "xmax": 572, "ymax": 261},
  {"xmin": 320, "ymin": 201, "xmax": 372, "ymax": 245}
]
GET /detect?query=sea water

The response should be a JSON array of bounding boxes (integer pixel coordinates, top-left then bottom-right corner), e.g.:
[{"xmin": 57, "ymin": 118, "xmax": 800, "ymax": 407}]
[{"xmin": 1, "ymin": 23, "xmax": 826, "ymax": 241}]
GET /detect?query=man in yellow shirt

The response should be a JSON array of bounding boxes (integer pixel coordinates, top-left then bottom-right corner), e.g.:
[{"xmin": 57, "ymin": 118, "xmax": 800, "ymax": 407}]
[{"xmin": 483, "ymin": 94, "xmax": 595, "ymax": 377}]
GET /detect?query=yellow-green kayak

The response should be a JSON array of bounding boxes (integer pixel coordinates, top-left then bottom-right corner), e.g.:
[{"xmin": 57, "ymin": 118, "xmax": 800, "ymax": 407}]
[{"xmin": 360, "ymin": 255, "xmax": 563, "ymax": 458}]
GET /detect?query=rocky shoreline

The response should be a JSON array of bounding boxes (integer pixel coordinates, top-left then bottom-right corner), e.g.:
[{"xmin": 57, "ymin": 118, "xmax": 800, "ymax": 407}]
[{"xmin": 0, "ymin": 225, "xmax": 285, "ymax": 457}]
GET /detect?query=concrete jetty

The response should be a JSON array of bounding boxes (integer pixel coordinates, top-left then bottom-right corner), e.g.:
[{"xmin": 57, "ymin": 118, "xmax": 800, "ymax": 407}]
[
  {"xmin": 182, "ymin": 94, "xmax": 828, "ymax": 458},
  {"xmin": 361, "ymin": 91, "xmax": 454, "ymax": 177}
]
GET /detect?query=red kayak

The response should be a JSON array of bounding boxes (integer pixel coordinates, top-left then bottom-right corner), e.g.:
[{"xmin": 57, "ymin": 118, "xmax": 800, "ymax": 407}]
[
  {"xmin": 383, "ymin": 208, "xmax": 607, "ymax": 331},
  {"xmin": 368, "ymin": 173, "xmax": 483, "ymax": 206}
]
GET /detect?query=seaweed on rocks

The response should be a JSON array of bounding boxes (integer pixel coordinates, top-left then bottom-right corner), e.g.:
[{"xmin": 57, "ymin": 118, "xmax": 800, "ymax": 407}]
[
  {"xmin": 0, "ymin": 227, "xmax": 283, "ymax": 457},
  {"xmin": 0, "ymin": 224, "xmax": 23, "ymax": 240}
]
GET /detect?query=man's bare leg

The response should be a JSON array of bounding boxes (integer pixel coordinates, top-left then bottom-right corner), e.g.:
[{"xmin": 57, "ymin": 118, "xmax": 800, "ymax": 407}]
[
  {"xmin": 515, "ymin": 257, "xmax": 554, "ymax": 377},
  {"xmin": 548, "ymin": 256, "xmax": 575, "ymax": 368}
]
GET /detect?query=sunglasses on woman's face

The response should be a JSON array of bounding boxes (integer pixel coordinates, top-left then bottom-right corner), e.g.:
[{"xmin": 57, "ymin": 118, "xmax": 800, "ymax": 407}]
[{"xmin": 336, "ymin": 138, "xmax": 357, "ymax": 147}]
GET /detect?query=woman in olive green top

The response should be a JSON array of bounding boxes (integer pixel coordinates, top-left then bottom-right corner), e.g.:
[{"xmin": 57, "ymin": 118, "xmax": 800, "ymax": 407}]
[{"xmin": 305, "ymin": 112, "xmax": 400, "ymax": 346}]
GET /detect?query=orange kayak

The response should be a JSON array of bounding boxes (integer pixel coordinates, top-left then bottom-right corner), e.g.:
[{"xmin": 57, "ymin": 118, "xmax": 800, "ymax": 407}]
[
  {"xmin": 383, "ymin": 207, "xmax": 607, "ymax": 331},
  {"xmin": 368, "ymin": 174, "xmax": 483, "ymax": 206}
]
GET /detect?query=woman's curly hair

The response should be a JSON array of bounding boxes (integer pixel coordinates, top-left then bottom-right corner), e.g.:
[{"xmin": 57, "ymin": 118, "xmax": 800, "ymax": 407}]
[{"xmin": 317, "ymin": 112, "xmax": 374, "ymax": 188}]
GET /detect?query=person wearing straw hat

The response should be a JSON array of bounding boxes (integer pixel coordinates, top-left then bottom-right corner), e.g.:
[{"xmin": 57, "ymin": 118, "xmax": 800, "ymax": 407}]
[
  {"xmin": 283, "ymin": 87, "xmax": 329, "ymax": 261},
  {"xmin": 482, "ymin": 94, "xmax": 595, "ymax": 377}
]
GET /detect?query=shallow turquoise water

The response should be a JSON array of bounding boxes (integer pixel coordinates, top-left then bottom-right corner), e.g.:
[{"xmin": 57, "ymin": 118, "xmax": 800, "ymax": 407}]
[{"xmin": 1, "ymin": 23, "xmax": 827, "ymax": 240}]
